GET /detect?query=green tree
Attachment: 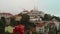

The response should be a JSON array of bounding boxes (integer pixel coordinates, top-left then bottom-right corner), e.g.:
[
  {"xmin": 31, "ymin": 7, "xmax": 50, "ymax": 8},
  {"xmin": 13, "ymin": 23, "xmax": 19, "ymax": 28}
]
[
  {"xmin": 19, "ymin": 13, "xmax": 36, "ymax": 30},
  {"xmin": 19, "ymin": 14, "xmax": 30, "ymax": 25},
  {"xmin": 44, "ymin": 14, "xmax": 52, "ymax": 21},
  {"xmin": 19, "ymin": 14, "xmax": 32, "ymax": 29},
  {"xmin": 0, "ymin": 17, "xmax": 6, "ymax": 34},
  {"xmin": 59, "ymin": 24, "xmax": 60, "ymax": 31},
  {"xmin": 10, "ymin": 17, "xmax": 16, "ymax": 27},
  {"xmin": 51, "ymin": 15, "xmax": 60, "ymax": 22}
]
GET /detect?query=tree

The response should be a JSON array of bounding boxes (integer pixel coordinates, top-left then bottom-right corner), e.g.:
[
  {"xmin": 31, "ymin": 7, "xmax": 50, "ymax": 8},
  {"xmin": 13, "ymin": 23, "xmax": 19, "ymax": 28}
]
[
  {"xmin": 51, "ymin": 16, "xmax": 60, "ymax": 22},
  {"xmin": 19, "ymin": 13, "xmax": 36, "ymax": 30},
  {"xmin": 58, "ymin": 24, "xmax": 60, "ymax": 32},
  {"xmin": 1, "ymin": 17, "xmax": 6, "ymax": 26},
  {"xmin": 0, "ymin": 17, "xmax": 6, "ymax": 34},
  {"xmin": 10, "ymin": 17, "xmax": 16, "ymax": 27},
  {"xmin": 19, "ymin": 14, "xmax": 30, "ymax": 25},
  {"xmin": 44, "ymin": 14, "xmax": 52, "ymax": 21},
  {"xmin": 19, "ymin": 14, "xmax": 32, "ymax": 29}
]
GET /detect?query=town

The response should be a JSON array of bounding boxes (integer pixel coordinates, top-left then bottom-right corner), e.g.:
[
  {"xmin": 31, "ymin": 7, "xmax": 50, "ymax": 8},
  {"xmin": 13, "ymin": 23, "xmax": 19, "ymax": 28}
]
[
  {"xmin": 0, "ymin": 8, "xmax": 60, "ymax": 34},
  {"xmin": 0, "ymin": 0, "xmax": 60, "ymax": 34}
]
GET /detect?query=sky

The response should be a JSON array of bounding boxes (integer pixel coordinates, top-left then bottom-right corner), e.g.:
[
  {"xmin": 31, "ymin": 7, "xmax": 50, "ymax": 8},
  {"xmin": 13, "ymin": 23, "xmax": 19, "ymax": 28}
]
[{"xmin": 0, "ymin": 0, "xmax": 60, "ymax": 17}]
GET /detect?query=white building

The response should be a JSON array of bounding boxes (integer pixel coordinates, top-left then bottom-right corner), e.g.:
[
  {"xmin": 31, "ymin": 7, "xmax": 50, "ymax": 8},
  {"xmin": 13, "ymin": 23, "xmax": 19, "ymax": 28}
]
[
  {"xmin": 21, "ymin": 9, "xmax": 45, "ymax": 23},
  {"xmin": 28, "ymin": 9, "xmax": 44, "ymax": 17},
  {"xmin": 29, "ymin": 9, "xmax": 44, "ymax": 23},
  {"xmin": 51, "ymin": 18, "xmax": 60, "ymax": 30},
  {"xmin": 36, "ymin": 23, "xmax": 45, "ymax": 33},
  {"xmin": 36, "ymin": 21, "xmax": 49, "ymax": 34}
]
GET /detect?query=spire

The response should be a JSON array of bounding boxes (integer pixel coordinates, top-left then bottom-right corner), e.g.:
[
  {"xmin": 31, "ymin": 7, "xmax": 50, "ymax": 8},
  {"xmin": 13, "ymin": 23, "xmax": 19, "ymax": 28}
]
[
  {"xmin": 32, "ymin": 6, "xmax": 38, "ymax": 12},
  {"xmin": 31, "ymin": 0, "xmax": 38, "ymax": 12},
  {"xmin": 33, "ymin": 0, "xmax": 38, "ymax": 11}
]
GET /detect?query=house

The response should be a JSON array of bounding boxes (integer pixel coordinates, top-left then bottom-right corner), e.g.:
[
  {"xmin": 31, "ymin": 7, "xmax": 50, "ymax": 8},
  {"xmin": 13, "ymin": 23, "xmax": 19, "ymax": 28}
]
[
  {"xmin": 36, "ymin": 21, "xmax": 49, "ymax": 34},
  {"xmin": 14, "ymin": 14, "xmax": 22, "ymax": 21},
  {"xmin": 0, "ymin": 13, "xmax": 13, "ymax": 25},
  {"xmin": 0, "ymin": 13, "xmax": 12, "ymax": 18},
  {"xmin": 36, "ymin": 23, "xmax": 45, "ymax": 34},
  {"xmin": 48, "ymin": 22, "xmax": 57, "ymax": 34},
  {"xmin": 51, "ymin": 18, "xmax": 59, "ymax": 30}
]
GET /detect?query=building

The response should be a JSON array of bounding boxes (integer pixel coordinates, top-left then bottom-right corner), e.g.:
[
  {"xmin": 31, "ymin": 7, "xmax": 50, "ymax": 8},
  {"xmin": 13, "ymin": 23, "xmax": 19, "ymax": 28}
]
[
  {"xmin": 48, "ymin": 22, "xmax": 57, "ymax": 34},
  {"xmin": 28, "ymin": 9, "xmax": 44, "ymax": 17},
  {"xmin": 20, "ymin": 9, "xmax": 29, "ymax": 14},
  {"xmin": 36, "ymin": 21, "xmax": 49, "ymax": 34},
  {"xmin": 0, "ymin": 13, "xmax": 13, "ymax": 25},
  {"xmin": 21, "ymin": 9, "xmax": 45, "ymax": 23},
  {"xmin": 36, "ymin": 23, "xmax": 44, "ymax": 34},
  {"xmin": 14, "ymin": 14, "xmax": 22, "ymax": 21},
  {"xmin": 0, "ymin": 13, "xmax": 12, "ymax": 18},
  {"xmin": 51, "ymin": 18, "xmax": 59, "ymax": 30},
  {"xmin": 29, "ymin": 9, "xmax": 44, "ymax": 23}
]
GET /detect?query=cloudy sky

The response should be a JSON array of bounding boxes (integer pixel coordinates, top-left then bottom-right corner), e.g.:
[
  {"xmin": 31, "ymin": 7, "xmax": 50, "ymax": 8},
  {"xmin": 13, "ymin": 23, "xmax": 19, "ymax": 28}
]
[{"xmin": 0, "ymin": 0, "xmax": 60, "ymax": 16}]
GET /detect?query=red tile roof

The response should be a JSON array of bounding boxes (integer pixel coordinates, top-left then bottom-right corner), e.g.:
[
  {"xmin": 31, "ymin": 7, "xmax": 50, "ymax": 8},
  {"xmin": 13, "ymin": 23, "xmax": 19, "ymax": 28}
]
[
  {"xmin": 43, "ymin": 21, "xmax": 48, "ymax": 25},
  {"xmin": 37, "ymin": 23, "xmax": 44, "ymax": 27}
]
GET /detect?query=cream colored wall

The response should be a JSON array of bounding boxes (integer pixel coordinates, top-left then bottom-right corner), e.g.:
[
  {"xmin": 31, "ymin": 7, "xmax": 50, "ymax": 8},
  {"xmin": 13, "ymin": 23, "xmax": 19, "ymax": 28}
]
[
  {"xmin": 36, "ymin": 26, "xmax": 45, "ymax": 33},
  {"xmin": 15, "ymin": 16, "xmax": 22, "ymax": 21}
]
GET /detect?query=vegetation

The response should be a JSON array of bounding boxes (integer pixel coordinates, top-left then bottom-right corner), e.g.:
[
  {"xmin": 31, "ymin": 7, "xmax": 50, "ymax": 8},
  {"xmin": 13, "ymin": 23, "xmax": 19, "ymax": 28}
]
[
  {"xmin": 10, "ymin": 17, "xmax": 16, "ymax": 27},
  {"xmin": 0, "ymin": 17, "xmax": 6, "ymax": 34},
  {"xmin": 58, "ymin": 32, "xmax": 60, "ymax": 34},
  {"xmin": 43, "ymin": 14, "xmax": 52, "ymax": 21},
  {"xmin": 41, "ymin": 14, "xmax": 60, "ymax": 22}
]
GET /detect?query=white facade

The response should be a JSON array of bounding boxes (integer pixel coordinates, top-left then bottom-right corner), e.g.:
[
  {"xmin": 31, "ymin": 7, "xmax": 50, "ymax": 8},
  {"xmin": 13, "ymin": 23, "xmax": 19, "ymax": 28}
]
[
  {"xmin": 36, "ymin": 26, "xmax": 45, "ymax": 33},
  {"xmin": 28, "ymin": 10, "xmax": 44, "ymax": 17},
  {"xmin": 53, "ymin": 21, "xmax": 59, "ymax": 30},
  {"xmin": 51, "ymin": 18, "xmax": 60, "ymax": 30},
  {"xmin": 28, "ymin": 10, "xmax": 44, "ymax": 23},
  {"xmin": 36, "ymin": 21, "xmax": 49, "ymax": 34},
  {"xmin": 21, "ymin": 9, "xmax": 45, "ymax": 23}
]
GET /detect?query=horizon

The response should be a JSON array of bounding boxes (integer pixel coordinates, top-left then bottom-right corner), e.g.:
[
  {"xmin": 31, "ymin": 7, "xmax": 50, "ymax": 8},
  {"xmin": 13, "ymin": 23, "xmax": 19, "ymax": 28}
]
[{"xmin": 0, "ymin": 0, "xmax": 60, "ymax": 17}]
